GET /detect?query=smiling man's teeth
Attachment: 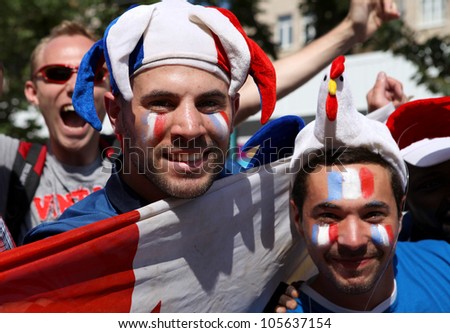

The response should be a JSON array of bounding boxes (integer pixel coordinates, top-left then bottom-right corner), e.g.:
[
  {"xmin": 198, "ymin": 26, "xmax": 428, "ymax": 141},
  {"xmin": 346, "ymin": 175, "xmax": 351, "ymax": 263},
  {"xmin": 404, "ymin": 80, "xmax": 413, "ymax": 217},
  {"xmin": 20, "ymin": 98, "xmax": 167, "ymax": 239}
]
[
  {"xmin": 62, "ymin": 105, "xmax": 75, "ymax": 112},
  {"xmin": 177, "ymin": 153, "xmax": 202, "ymax": 163}
]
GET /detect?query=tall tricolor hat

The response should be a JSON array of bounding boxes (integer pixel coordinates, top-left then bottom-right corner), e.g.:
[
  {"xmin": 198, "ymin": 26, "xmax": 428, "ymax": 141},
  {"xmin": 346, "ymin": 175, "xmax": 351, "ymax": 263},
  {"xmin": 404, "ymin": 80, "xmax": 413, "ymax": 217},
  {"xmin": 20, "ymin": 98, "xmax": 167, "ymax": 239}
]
[
  {"xmin": 386, "ymin": 96, "xmax": 450, "ymax": 167},
  {"xmin": 290, "ymin": 55, "xmax": 408, "ymax": 189},
  {"xmin": 73, "ymin": 0, "xmax": 276, "ymax": 131}
]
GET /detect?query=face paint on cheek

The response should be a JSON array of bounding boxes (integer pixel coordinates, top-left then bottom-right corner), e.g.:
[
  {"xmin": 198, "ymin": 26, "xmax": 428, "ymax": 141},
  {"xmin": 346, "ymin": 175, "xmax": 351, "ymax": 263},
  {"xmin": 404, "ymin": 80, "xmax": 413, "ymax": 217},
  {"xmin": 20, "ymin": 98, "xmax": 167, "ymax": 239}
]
[
  {"xmin": 327, "ymin": 167, "xmax": 375, "ymax": 200},
  {"xmin": 370, "ymin": 224, "xmax": 394, "ymax": 246},
  {"xmin": 208, "ymin": 111, "xmax": 230, "ymax": 140},
  {"xmin": 312, "ymin": 223, "xmax": 339, "ymax": 246},
  {"xmin": 145, "ymin": 113, "xmax": 165, "ymax": 142}
]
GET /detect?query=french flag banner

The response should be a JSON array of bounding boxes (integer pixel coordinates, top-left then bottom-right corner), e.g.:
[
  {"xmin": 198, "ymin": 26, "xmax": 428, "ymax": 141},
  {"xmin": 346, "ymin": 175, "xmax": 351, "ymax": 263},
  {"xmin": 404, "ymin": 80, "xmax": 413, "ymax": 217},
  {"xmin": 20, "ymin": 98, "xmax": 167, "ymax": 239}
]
[{"xmin": 0, "ymin": 159, "xmax": 312, "ymax": 313}]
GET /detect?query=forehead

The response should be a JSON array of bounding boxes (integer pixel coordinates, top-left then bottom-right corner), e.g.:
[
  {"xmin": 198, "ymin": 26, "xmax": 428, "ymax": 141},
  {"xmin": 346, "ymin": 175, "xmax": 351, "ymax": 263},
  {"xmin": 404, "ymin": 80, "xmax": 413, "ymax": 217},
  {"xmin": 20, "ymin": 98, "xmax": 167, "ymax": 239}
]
[
  {"xmin": 131, "ymin": 65, "xmax": 230, "ymax": 94},
  {"xmin": 306, "ymin": 163, "xmax": 393, "ymax": 202},
  {"xmin": 38, "ymin": 35, "xmax": 94, "ymax": 66}
]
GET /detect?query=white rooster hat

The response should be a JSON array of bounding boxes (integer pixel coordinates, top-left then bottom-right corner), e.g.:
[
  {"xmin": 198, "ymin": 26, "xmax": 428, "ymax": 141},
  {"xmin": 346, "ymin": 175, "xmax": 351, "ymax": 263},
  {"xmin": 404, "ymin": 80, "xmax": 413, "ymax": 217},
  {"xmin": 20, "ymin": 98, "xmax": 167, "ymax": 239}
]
[
  {"xmin": 290, "ymin": 56, "xmax": 408, "ymax": 189},
  {"xmin": 73, "ymin": 0, "xmax": 276, "ymax": 131}
]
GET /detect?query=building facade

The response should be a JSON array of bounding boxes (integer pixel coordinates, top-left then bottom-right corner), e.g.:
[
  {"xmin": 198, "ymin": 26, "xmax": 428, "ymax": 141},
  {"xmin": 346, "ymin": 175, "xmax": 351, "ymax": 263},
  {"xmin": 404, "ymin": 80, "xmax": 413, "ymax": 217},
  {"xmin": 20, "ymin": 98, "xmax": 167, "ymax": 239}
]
[{"xmin": 235, "ymin": 0, "xmax": 449, "ymax": 146}]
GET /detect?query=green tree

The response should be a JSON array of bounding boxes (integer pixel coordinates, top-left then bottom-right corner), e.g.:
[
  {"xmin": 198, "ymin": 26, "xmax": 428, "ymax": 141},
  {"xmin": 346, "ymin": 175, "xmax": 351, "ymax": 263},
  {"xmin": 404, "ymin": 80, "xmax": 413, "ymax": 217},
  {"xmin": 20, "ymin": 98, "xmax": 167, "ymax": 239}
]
[
  {"xmin": 300, "ymin": 0, "xmax": 450, "ymax": 96},
  {"xmin": 0, "ymin": 0, "xmax": 274, "ymax": 140},
  {"xmin": 0, "ymin": 0, "xmax": 129, "ymax": 140}
]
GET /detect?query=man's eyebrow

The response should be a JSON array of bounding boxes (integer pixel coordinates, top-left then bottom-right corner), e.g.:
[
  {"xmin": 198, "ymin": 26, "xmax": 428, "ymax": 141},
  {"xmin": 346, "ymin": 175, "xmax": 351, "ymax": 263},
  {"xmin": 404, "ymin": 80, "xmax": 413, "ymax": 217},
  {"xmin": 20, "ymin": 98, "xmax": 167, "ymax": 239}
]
[
  {"xmin": 364, "ymin": 200, "xmax": 390, "ymax": 211},
  {"xmin": 141, "ymin": 90, "xmax": 177, "ymax": 99},
  {"xmin": 312, "ymin": 201, "xmax": 340, "ymax": 213},
  {"xmin": 198, "ymin": 89, "xmax": 228, "ymax": 99},
  {"xmin": 140, "ymin": 89, "xmax": 227, "ymax": 100}
]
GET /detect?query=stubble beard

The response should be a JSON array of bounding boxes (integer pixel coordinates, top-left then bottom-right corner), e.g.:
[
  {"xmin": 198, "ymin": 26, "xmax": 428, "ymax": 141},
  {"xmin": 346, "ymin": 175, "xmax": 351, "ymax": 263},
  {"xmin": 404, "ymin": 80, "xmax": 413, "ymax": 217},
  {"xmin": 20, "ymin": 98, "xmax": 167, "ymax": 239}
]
[{"xmin": 127, "ymin": 140, "xmax": 225, "ymax": 199}]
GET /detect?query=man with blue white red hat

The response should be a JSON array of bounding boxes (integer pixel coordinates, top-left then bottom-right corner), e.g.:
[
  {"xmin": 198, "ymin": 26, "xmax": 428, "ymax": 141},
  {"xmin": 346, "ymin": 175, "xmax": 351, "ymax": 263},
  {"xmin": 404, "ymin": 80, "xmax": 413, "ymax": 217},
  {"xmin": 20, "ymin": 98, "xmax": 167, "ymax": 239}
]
[
  {"xmin": 24, "ymin": 0, "xmax": 277, "ymax": 241},
  {"xmin": 271, "ymin": 56, "xmax": 450, "ymax": 313},
  {"xmin": 386, "ymin": 97, "xmax": 450, "ymax": 242}
]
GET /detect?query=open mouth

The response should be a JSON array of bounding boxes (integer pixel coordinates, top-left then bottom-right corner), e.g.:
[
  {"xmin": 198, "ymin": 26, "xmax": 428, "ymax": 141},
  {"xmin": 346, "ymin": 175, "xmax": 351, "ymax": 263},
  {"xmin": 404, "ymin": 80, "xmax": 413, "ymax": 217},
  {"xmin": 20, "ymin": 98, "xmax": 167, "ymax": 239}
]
[
  {"xmin": 331, "ymin": 256, "xmax": 374, "ymax": 271},
  {"xmin": 60, "ymin": 105, "xmax": 86, "ymax": 128}
]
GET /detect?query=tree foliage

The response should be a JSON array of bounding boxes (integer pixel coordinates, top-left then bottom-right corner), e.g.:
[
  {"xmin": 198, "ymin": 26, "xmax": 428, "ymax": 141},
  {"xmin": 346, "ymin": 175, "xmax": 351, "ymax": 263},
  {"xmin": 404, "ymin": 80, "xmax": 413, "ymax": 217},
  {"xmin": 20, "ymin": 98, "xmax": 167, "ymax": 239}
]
[
  {"xmin": 0, "ymin": 0, "xmax": 130, "ymax": 139},
  {"xmin": 0, "ymin": 0, "xmax": 274, "ymax": 140}
]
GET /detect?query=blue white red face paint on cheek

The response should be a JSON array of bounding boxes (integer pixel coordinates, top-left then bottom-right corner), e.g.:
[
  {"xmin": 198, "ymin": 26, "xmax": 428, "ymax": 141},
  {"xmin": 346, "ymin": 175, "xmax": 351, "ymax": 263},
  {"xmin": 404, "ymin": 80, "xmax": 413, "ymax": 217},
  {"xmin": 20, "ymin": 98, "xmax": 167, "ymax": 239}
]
[
  {"xmin": 207, "ymin": 111, "xmax": 230, "ymax": 140},
  {"xmin": 311, "ymin": 223, "xmax": 394, "ymax": 247},
  {"xmin": 145, "ymin": 112, "xmax": 165, "ymax": 142},
  {"xmin": 371, "ymin": 224, "xmax": 394, "ymax": 246},
  {"xmin": 312, "ymin": 223, "xmax": 339, "ymax": 246},
  {"xmin": 327, "ymin": 167, "xmax": 374, "ymax": 200}
]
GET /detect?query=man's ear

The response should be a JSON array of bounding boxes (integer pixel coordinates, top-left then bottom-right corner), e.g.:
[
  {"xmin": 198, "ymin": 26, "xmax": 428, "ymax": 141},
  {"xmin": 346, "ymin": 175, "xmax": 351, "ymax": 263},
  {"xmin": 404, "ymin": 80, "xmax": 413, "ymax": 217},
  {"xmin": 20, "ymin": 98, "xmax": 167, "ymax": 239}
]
[
  {"xmin": 398, "ymin": 195, "xmax": 407, "ymax": 233},
  {"xmin": 104, "ymin": 91, "xmax": 122, "ymax": 134},
  {"xmin": 290, "ymin": 199, "xmax": 304, "ymax": 237},
  {"xmin": 24, "ymin": 80, "xmax": 39, "ymax": 106},
  {"xmin": 230, "ymin": 93, "xmax": 240, "ymax": 130}
]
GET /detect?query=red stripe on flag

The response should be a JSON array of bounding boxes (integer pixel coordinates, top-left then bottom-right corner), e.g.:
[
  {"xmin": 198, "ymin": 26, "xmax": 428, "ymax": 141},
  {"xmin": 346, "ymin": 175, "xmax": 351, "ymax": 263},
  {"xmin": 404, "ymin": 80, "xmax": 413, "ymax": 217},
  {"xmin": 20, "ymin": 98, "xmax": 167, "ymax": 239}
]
[
  {"xmin": 359, "ymin": 167, "xmax": 374, "ymax": 199},
  {"xmin": 329, "ymin": 224, "xmax": 339, "ymax": 243},
  {"xmin": 384, "ymin": 225, "xmax": 394, "ymax": 245},
  {"xmin": 0, "ymin": 210, "xmax": 142, "ymax": 312}
]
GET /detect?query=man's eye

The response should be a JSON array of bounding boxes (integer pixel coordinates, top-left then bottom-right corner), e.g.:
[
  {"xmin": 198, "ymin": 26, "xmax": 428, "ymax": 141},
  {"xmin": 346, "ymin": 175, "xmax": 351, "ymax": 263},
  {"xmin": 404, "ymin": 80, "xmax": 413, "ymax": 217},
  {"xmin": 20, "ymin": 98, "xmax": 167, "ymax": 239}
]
[
  {"xmin": 318, "ymin": 212, "xmax": 340, "ymax": 223},
  {"xmin": 364, "ymin": 211, "xmax": 385, "ymax": 222},
  {"xmin": 197, "ymin": 100, "xmax": 224, "ymax": 113},
  {"xmin": 147, "ymin": 100, "xmax": 174, "ymax": 112}
]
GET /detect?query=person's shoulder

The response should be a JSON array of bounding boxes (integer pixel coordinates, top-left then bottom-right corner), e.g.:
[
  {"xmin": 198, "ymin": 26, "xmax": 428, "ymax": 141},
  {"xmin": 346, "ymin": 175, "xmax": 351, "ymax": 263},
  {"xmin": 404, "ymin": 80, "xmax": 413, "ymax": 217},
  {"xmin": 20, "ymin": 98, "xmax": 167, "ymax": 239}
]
[
  {"xmin": 396, "ymin": 240, "xmax": 450, "ymax": 268},
  {"xmin": 23, "ymin": 189, "xmax": 117, "ymax": 244},
  {"xmin": 394, "ymin": 240, "xmax": 450, "ymax": 312},
  {"xmin": 0, "ymin": 134, "xmax": 20, "ymax": 153},
  {"xmin": 397, "ymin": 239, "xmax": 450, "ymax": 253}
]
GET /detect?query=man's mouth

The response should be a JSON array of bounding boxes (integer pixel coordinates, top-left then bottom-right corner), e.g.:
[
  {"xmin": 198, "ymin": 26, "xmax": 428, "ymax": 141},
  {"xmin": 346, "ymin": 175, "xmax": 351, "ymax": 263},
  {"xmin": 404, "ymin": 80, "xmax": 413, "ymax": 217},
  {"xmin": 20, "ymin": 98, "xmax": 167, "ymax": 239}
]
[
  {"xmin": 60, "ymin": 105, "xmax": 87, "ymax": 128},
  {"xmin": 167, "ymin": 151, "xmax": 206, "ymax": 169},
  {"xmin": 172, "ymin": 153, "xmax": 203, "ymax": 163}
]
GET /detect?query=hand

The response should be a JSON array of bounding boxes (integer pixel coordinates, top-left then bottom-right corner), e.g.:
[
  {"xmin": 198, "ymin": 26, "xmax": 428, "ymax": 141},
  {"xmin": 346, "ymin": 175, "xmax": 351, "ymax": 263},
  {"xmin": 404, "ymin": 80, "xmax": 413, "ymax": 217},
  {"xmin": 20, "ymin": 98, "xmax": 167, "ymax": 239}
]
[
  {"xmin": 347, "ymin": 0, "xmax": 400, "ymax": 43},
  {"xmin": 366, "ymin": 71, "xmax": 408, "ymax": 112},
  {"xmin": 274, "ymin": 284, "xmax": 300, "ymax": 313}
]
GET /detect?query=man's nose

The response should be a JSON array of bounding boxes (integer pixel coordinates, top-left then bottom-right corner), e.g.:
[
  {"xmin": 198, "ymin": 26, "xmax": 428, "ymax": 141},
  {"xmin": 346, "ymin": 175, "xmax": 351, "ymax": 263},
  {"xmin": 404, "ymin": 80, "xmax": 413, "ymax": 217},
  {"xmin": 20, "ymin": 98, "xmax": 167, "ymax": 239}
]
[
  {"xmin": 171, "ymin": 103, "xmax": 207, "ymax": 141},
  {"xmin": 65, "ymin": 72, "xmax": 78, "ymax": 96},
  {"xmin": 337, "ymin": 216, "xmax": 369, "ymax": 250}
]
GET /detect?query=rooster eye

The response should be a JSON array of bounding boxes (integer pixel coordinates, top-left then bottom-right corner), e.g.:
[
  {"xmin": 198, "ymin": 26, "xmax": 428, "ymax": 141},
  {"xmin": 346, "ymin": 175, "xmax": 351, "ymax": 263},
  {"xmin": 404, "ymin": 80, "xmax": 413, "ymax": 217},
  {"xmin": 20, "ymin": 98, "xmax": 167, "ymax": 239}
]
[
  {"xmin": 323, "ymin": 75, "xmax": 327, "ymax": 81},
  {"xmin": 339, "ymin": 76, "xmax": 344, "ymax": 82}
]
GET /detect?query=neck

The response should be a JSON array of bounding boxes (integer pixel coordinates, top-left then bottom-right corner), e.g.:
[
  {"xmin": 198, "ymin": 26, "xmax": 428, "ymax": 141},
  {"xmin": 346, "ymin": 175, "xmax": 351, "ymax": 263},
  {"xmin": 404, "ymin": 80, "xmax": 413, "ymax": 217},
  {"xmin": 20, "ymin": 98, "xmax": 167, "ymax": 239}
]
[
  {"xmin": 311, "ymin": 265, "xmax": 395, "ymax": 311},
  {"xmin": 49, "ymin": 134, "xmax": 101, "ymax": 166},
  {"xmin": 120, "ymin": 165, "xmax": 168, "ymax": 204}
]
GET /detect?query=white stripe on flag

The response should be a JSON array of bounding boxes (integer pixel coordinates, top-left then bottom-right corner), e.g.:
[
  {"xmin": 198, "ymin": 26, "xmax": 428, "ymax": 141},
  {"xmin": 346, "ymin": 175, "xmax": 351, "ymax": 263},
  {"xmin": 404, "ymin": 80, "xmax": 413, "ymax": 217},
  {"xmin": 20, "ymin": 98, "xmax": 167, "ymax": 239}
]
[
  {"xmin": 130, "ymin": 159, "xmax": 309, "ymax": 312},
  {"xmin": 342, "ymin": 168, "xmax": 362, "ymax": 199}
]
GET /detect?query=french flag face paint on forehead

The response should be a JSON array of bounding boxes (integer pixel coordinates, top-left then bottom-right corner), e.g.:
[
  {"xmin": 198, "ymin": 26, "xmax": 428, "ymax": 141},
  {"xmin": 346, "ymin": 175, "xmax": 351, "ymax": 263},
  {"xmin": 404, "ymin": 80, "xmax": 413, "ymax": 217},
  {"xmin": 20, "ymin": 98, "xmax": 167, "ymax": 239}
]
[{"xmin": 327, "ymin": 167, "xmax": 375, "ymax": 201}]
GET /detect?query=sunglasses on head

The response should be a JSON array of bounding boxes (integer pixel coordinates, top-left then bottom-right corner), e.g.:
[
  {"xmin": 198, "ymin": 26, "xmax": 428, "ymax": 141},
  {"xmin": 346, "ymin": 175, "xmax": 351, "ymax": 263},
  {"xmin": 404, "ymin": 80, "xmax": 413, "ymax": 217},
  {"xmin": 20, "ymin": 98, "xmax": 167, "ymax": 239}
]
[{"xmin": 34, "ymin": 64, "xmax": 107, "ymax": 84}]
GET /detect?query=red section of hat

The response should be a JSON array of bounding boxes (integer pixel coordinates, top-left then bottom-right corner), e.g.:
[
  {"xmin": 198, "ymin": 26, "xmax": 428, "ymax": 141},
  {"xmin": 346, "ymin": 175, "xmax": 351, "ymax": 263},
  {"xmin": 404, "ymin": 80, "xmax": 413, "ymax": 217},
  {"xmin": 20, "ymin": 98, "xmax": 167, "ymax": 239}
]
[
  {"xmin": 386, "ymin": 96, "xmax": 450, "ymax": 149},
  {"xmin": 212, "ymin": 33, "xmax": 231, "ymax": 78},
  {"xmin": 330, "ymin": 55, "xmax": 345, "ymax": 79}
]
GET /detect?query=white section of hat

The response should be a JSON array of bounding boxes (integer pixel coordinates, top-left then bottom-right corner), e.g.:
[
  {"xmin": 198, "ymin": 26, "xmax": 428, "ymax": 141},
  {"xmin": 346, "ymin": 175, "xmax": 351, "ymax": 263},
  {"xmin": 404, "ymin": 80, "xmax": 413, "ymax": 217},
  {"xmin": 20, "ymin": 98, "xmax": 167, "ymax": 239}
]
[{"xmin": 401, "ymin": 137, "xmax": 450, "ymax": 167}]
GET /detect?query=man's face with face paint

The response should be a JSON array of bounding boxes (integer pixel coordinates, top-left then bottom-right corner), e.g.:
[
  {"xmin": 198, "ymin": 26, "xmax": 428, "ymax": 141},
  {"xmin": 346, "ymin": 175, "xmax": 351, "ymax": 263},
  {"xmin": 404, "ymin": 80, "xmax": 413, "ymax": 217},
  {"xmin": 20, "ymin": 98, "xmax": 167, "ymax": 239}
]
[
  {"xmin": 291, "ymin": 163, "xmax": 401, "ymax": 299},
  {"xmin": 406, "ymin": 159, "xmax": 450, "ymax": 242},
  {"xmin": 110, "ymin": 65, "xmax": 237, "ymax": 202}
]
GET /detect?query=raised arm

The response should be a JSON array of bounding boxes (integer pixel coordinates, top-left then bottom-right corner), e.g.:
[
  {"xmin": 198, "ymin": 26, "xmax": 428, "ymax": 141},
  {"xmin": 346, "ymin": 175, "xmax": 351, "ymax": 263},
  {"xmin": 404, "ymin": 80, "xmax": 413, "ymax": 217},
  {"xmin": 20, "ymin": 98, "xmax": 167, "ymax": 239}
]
[{"xmin": 235, "ymin": 0, "xmax": 400, "ymax": 125}]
